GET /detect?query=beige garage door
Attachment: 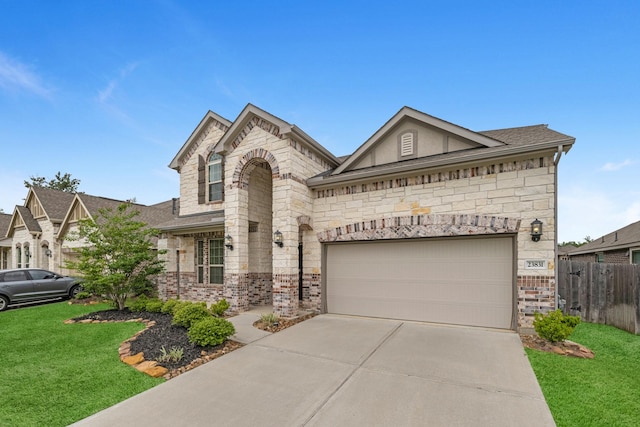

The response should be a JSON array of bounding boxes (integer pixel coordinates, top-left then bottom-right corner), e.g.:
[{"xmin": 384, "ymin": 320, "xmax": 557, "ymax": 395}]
[{"xmin": 325, "ymin": 237, "xmax": 514, "ymax": 329}]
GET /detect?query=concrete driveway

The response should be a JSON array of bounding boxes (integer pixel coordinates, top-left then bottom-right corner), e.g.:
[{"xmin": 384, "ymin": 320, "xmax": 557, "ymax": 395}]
[{"xmin": 73, "ymin": 315, "xmax": 555, "ymax": 427}]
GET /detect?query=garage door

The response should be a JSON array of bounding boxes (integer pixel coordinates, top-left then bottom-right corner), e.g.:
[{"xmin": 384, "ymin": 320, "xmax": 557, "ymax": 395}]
[{"xmin": 325, "ymin": 237, "xmax": 514, "ymax": 329}]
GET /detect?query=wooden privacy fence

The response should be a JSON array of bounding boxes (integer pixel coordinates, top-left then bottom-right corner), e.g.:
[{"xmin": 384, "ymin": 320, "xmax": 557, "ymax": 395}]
[{"xmin": 557, "ymin": 260, "xmax": 640, "ymax": 334}]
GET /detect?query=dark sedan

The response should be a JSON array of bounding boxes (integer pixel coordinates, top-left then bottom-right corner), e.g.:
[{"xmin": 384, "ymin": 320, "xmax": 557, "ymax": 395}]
[{"xmin": 0, "ymin": 268, "xmax": 82, "ymax": 311}]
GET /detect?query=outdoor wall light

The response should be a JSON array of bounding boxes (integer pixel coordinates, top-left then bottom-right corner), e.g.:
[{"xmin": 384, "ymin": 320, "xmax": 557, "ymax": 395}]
[
  {"xmin": 45, "ymin": 249, "xmax": 52, "ymax": 258},
  {"xmin": 530, "ymin": 219, "xmax": 543, "ymax": 242},
  {"xmin": 224, "ymin": 235, "xmax": 233, "ymax": 250},
  {"xmin": 273, "ymin": 230, "xmax": 283, "ymax": 248}
]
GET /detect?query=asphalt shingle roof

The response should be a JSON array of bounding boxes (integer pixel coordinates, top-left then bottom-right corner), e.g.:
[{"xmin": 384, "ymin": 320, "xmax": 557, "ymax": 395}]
[
  {"xmin": 569, "ymin": 219, "xmax": 640, "ymax": 254},
  {"xmin": 31, "ymin": 187, "xmax": 75, "ymax": 221}
]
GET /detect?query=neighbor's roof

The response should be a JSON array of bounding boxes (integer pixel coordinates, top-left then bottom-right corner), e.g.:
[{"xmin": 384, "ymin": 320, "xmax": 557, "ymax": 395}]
[
  {"xmin": 568, "ymin": 220, "xmax": 640, "ymax": 255},
  {"xmin": 30, "ymin": 187, "xmax": 76, "ymax": 222},
  {"xmin": 0, "ymin": 213, "xmax": 11, "ymax": 239}
]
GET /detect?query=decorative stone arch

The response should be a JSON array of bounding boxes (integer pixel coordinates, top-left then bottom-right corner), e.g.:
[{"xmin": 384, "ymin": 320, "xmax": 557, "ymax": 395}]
[
  {"xmin": 317, "ymin": 214, "xmax": 521, "ymax": 243},
  {"xmin": 231, "ymin": 148, "xmax": 280, "ymax": 190}
]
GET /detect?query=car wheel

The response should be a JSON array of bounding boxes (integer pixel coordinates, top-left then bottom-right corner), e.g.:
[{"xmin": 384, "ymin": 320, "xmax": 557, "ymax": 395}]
[
  {"xmin": 69, "ymin": 285, "xmax": 82, "ymax": 299},
  {"xmin": 0, "ymin": 295, "xmax": 8, "ymax": 312}
]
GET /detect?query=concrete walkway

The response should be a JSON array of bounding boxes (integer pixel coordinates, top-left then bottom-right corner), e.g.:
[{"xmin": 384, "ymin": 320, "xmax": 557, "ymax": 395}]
[
  {"xmin": 72, "ymin": 315, "xmax": 555, "ymax": 427},
  {"xmin": 227, "ymin": 309, "xmax": 272, "ymax": 344}
]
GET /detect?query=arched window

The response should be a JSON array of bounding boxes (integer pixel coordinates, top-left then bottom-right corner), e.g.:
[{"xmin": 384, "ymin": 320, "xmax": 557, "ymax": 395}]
[{"xmin": 208, "ymin": 153, "xmax": 223, "ymax": 202}]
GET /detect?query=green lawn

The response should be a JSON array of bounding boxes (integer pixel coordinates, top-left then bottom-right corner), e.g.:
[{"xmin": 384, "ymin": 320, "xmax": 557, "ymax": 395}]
[
  {"xmin": 527, "ymin": 322, "xmax": 640, "ymax": 427},
  {"xmin": 0, "ymin": 301, "xmax": 163, "ymax": 426}
]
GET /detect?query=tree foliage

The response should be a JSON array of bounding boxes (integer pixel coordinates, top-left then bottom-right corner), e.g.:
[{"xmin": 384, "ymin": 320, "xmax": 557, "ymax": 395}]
[
  {"xmin": 65, "ymin": 203, "xmax": 165, "ymax": 310},
  {"xmin": 24, "ymin": 172, "xmax": 80, "ymax": 193}
]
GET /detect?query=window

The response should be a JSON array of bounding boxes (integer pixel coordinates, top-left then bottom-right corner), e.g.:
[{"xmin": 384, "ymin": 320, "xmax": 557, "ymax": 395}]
[
  {"xmin": 208, "ymin": 153, "xmax": 223, "ymax": 202},
  {"xmin": 197, "ymin": 241, "xmax": 205, "ymax": 283},
  {"xmin": 632, "ymin": 250, "xmax": 640, "ymax": 265},
  {"xmin": 209, "ymin": 239, "xmax": 224, "ymax": 284},
  {"xmin": 24, "ymin": 245, "xmax": 30, "ymax": 268},
  {"xmin": 16, "ymin": 246, "xmax": 22, "ymax": 269},
  {"xmin": 596, "ymin": 252, "xmax": 604, "ymax": 263}
]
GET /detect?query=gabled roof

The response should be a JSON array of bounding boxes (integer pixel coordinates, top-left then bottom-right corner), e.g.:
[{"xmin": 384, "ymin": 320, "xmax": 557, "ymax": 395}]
[
  {"xmin": 169, "ymin": 110, "xmax": 232, "ymax": 170},
  {"xmin": 332, "ymin": 106, "xmax": 506, "ymax": 176},
  {"xmin": 58, "ymin": 194, "xmax": 179, "ymax": 238},
  {"xmin": 308, "ymin": 108, "xmax": 575, "ymax": 188},
  {"xmin": 27, "ymin": 186, "xmax": 76, "ymax": 222},
  {"xmin": 213, "ymin": 103, "xmax": 341, "ymax": 166},
  {"xmin": 568, "ymin": 220, "xmax": 640, "ymax": 255},
  {"xmin": 8, "ymin": 206, "xmax": 42, "ymax": 236},
  {"xmin": 0, "ymin": 213, "xmax": 11, "ymax": 240}
]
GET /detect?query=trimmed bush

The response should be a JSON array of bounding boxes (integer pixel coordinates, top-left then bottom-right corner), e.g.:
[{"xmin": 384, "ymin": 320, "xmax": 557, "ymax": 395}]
[
  {"xmin": 172, "ymin": 302, "xmax": 210, "ymax": 328},
  {"xmin": 74, "ymin": 291, "xmax": 91, "ymax": 300},
  {"xmin": 188, "ymin": 317, "xmax": 236, "ymax": 347},
  {"xmin": 161, "ymin": 299, "xmax": 180, "ymax": 314},
  {"xmin": 145, "ymin": 299, "xmax": 164, "ymax": 313},
  {"xmin": 128, "ymin": 295, "xmax": 149, "ymax": 312},
  {"xmin": 533, "ymin": 309, "xmax": 581, "ymax": 342},
  {"xmin": 210, "ymin": 299, "xmax": 230, "ymax": 317}
]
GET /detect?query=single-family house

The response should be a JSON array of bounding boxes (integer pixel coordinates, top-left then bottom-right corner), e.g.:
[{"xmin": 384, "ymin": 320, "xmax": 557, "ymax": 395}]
[
  {"xmin": 567, "ymin": 220, "xmax": 640, "ymax": 264},
  {"xmin": 157, "ymin": 104, "xmax": 575, "ymax": 330},
  {"xmin": 2, "ymin": 186, "xmax": 177, "ymax": 274}
]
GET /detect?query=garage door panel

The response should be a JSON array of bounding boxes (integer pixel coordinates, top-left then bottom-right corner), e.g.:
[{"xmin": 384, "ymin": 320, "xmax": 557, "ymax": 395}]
[{"xmin": 326, "ymin": 237, "xmax": 513, "ymax": 329}]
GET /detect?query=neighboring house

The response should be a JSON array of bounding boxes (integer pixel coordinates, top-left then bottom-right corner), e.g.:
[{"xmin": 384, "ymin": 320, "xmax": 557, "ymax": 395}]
[
  {"xmin": 56, "ymin": 193, "xmax": 178, "ymax": 275},
  {"xmin": 558, "ymin": 244, "xmax": 576, "ymax": 260},
  {"xmin": 157, "ymin": 104, "xmax": 575, "ymax": 330},
  {"xmin": 3, "ymin": 187, "xmax": 177, "ymax": 274},
  {"xmin": 5, "ymin": 187, "xmax": 75, "ymax": 271},
  {"xmin": 567, "ymin": 220, "xmax": 640, "ymax": 264},
  {"xmin": 0, "ymin": 213, "xmax": 11, "ymax": 269}
]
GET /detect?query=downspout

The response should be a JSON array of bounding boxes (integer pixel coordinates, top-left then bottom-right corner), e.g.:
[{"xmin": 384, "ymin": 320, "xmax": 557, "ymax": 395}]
[{"xmin": 553, "ymin": 145, "xmax": 564, "ymax": 309}]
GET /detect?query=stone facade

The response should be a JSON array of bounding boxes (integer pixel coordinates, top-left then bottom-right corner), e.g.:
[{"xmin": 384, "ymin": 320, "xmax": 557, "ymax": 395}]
[{"xmin": 158, "ymin": 104, "xmax": 575, "ymax": 330}]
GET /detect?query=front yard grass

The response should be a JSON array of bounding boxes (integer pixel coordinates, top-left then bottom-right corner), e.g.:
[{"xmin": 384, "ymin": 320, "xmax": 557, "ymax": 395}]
[
  {"xmin": 527, "ymin": 322, "xmax": 640, "ymax": 427},
  {"xmin": 0, "ymin": 301, "xmax": 163, "ymax": 426}
]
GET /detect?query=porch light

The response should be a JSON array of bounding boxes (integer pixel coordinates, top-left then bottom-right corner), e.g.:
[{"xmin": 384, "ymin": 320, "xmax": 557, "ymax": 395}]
[
  {"xmin": 530, "ymin": 219, "xmax": 543, "ymax": 242},
  {"xmin": 45, "ymin": 249, "xmax": 52, "ymax": 258},
  {"xmin": 224, "ymin": 235, "xmax": 233, "ymax": 250},
  {"xmin": 273, "ymin": 230, "xmax": 283, "ymax": 248}
]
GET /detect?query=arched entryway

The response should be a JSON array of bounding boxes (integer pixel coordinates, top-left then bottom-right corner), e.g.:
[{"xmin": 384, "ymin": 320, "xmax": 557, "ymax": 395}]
[{"xmin": 246, "ymin": 160, "xmax": 274, "ymax": 307}]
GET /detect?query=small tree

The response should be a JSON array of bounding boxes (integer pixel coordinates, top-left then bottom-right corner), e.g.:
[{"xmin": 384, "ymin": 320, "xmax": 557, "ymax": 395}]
[
  {"xmin": 25, "ymin": 171, "xmax": 80, "ymax": 193},
  {"xmin": 65, "ymin": 203, "xmax": 165, "ymax": 310}
]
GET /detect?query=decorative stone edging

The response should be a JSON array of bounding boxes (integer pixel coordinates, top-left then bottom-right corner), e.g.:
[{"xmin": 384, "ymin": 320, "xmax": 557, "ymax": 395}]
[{"xmin": 64, "ymin": 317, "xmax": 243, "ymax": 380}]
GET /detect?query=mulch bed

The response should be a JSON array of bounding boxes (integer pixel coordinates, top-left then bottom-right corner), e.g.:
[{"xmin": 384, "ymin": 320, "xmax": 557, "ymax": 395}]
[
  {"xmin": 253, "ymin": 312, "xmax": 317, "ymax": 333},
  {"xmin": 72, "ymin": 309, "xmax": 243, "ymax": 379},
  {"xmin": 520, "ymin": 333, "xmax": 595, "ymax": 358}
]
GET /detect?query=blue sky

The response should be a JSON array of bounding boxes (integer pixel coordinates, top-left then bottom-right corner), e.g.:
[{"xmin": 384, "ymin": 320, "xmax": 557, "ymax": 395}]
[{"xmin": 1, "ymin": 0, "xmax": 638, "ymax": 243}]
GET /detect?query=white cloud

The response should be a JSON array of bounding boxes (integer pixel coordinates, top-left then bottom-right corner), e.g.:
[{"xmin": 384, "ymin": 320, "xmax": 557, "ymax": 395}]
[
  {"xmin": 0, "ymin": 51, "xmax": 52, "ymax": 97},
  {"xmin": 600, "ymin": 159, "xmax": 634, "ymax": 171},
  {"xmin": 96, "ymin": 61, "xmax": 140, "ymax": 104}
]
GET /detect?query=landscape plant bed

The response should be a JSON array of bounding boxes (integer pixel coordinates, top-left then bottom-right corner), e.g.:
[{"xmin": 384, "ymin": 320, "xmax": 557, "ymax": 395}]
[
  {"xmin": 520, "ymin": 333, "xmax": 594, "ymax": 358},
  {"xmin": 71, "ymin": 309, "xmax": 243, "ymax": 379},
  {"xmin": 253, "ymin": 312, "xmax": 317, "ymax": 333}
]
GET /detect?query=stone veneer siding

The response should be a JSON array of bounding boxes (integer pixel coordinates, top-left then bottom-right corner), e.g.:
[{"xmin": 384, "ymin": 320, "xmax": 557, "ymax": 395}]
[{"xmin": 311, "ymin": 156, "xmax": 558, "ymax": 329}]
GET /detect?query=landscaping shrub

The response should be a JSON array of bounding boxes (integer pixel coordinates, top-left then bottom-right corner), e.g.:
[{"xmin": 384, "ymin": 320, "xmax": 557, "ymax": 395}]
[
  {"xmin": 74, "ymin": 291, "xmax": 91, "ymax": 300},
  {"xmin": 210, "ymin": 299, "xmax": 230, "ymax": 317},
  {"xmin": 188, "ymin": 317, "xmax": 236, "ymax": 347},
  {"xmin": 145, "ymin": 298, "xmax": 164, "ymax": 313},
  {"xmin": 161, "ymin": 299, "xmax": 180, "ymax": 314},
  {"xmin": 260, "ymin": 312, "xmax": 280, "ymax": 324},
  {"xmin": 533, "ymin": 309, "xmax": 581, "ymax": 342},
  {"xmin": 172, "ymin": 302, "xmax": 210, "ymax": 328},
  {"xmin": 128, "ymin": 295, "xmax": 149, "ymax": 312}
]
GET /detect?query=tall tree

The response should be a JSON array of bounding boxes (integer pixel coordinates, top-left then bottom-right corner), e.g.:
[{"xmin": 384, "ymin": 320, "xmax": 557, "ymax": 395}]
[
  {"xmin": 65, "ymin": 203, "xmax": 165, "ymax": 310},
  {"xmin": 24, "ymin": 172, "xmax": 80, "ymax": 193}
]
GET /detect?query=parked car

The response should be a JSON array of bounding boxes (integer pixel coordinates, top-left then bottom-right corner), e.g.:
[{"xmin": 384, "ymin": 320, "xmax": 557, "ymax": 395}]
[{"xmin": 0, "ymin": 268, "xmax": 82, "ymax": 311}]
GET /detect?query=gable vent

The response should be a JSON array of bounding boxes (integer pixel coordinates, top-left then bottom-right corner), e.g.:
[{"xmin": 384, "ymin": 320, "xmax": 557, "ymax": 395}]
[{"xmin": 400, "ymin": 133, "xmax": 414, "ymax": 156}]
